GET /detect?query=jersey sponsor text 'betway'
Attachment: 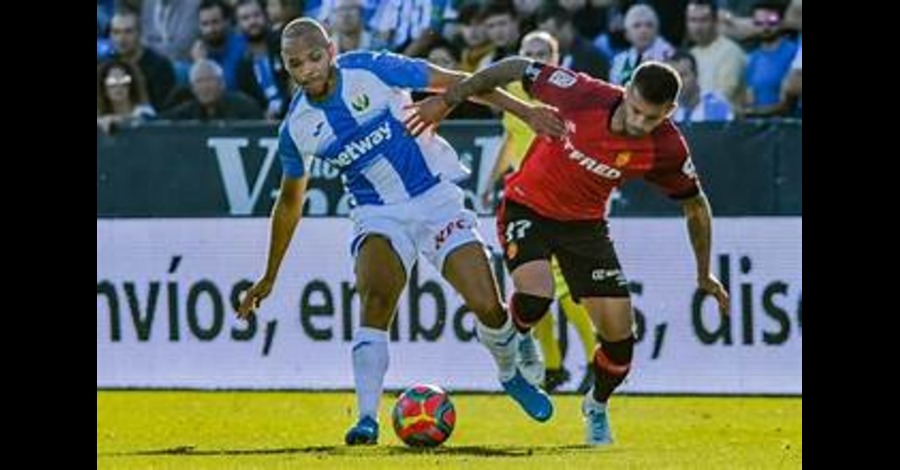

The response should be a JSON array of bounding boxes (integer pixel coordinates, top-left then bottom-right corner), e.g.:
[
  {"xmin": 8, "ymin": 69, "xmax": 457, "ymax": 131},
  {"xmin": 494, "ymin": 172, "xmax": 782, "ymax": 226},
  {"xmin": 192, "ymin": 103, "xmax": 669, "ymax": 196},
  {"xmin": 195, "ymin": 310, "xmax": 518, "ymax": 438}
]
[{"xmin": 331, "ymin": 121, "xmax": 393, "ymax": 168}]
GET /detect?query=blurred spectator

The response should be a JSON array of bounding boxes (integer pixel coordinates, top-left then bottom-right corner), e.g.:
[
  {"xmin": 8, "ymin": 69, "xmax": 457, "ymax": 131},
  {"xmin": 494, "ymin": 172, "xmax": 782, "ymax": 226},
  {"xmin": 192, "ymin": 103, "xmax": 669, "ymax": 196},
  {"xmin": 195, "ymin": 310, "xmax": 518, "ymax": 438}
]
[
  {"xmin": 717, "ymin": 0, "xmax": 802, "ymax": 43},
  {"xmin": 97, "ymin": 60, "xmax": 156, "ymax": 133},
  {"xmin": 303, "ymin": 0, "xmax": 329, "ymax": 19},
  {"xmin": 161, "ymin": 59, "xmax": 263, "ymax": 120},
  {"xmin": 482, "ymin": 1, "xmax": 520, "ymax": 63},
  {"xmin": 266, "ymin": 0, "xmax": 303, "ymax": 34},
  {"xmin": 414, "ymin": 39, "xmax": 495, "ymax": 119},
  {"xmin": 99, "ymin": 0, "xmax": 114, "ymax": 23},
  {"xmin": 234, "ymin": 0, "xmax": 291, "ymax": 120},
  {"xmin": 741, "ymin": 1, "xmax": 797, "ymax": 116},
  {"xmin": 141, "ymin": 0, "xmax": 201, "ymax": 63},
  {"xmin": 98, "ymin": 0, "xmax": 114, "ymax": 35},
  {"xmin": 686, "ymin": 0, "xmax": 746, "ymax": 108},
  {"xmin": 717, "ymin": 0, "xmax": 757, "ymax": 18},
  {"xmin": 557, "ymin": 0, "xmax": 608, "ymax": 41},
  {"xmin": 609, "ymin": 3, "xmax": 674, "ymax": 85},
  {"xmin": 192, "ymin": 0, "xmax": 248, "ymax": 90},
  {"xmin": 537, "ymin": 5, "xmax": 609, "ymax": 79},
  {"xmin": 98, "ymin": 38, "xmax": 115, "ymax": 64},
  {"xmin": 98, "ymin": 1, "xmax": 115, "ymax": 61},
  {"xmin": 780, "ymin": 40, "xmax": 800, "ymax": 116},
  {"xmin": 315, "ymin": 0, "xmax": 380, "ymax": 24},
  {"xmin": 592, "ymin": 2, "xmax": 629, "ymax": 63},
  {"xmin": 457, "ymin": 2, "xmax": 495, "ymax": 72},
  {"xmin": 369, "ymin": 0, "xmax": 453, "ymax": 56},
  {"xmin": 783, "ymin": 0, "xmax": 801, "ymax": 32},
  {"xmin": 631, "ymin": 0, "xmax": 689, "ymax": 47},
  {"xmin": 329, "ymin": 0, "xmax": 387, "ymax": 53},
  {"xmin": 117, "ymin": 0, "xmax": 143, "ymax": 12},
  {"xmin": 426, "ymin": 37, "xmax": 461, "ymax": 70},
  {"xmin": 408, "ymin": 0, "xmax": 459, "ymax": 58},
  {"xmin": 715, "ymin": 0, "xmax": 756, "ymax": 42},
  {"xmin": 512, "ymin": 0, "xmax": 543, "ymax": 33},
  {"xmin": 667, "ymin": 50, "xmax": 733, "ymax": 123},
  {"xmin": 108, "ymin": 10, "xmax": 177, "ymax": 112}
]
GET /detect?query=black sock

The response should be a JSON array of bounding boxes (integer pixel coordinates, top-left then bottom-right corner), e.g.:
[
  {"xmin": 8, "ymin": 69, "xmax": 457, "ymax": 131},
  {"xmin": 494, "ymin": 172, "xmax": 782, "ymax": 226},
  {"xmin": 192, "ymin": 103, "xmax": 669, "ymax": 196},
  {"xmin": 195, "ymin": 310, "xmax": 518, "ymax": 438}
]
[{"xmin": 592, "ymin": 335, "xmax": 634, "ymax": 403}]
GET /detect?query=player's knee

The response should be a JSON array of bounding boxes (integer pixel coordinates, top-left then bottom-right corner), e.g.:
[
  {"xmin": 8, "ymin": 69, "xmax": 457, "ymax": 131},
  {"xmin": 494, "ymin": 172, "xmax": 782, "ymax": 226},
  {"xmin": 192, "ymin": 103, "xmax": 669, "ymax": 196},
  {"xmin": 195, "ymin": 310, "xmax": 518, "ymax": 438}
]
[
  {"xmin": 593, "ymin": 334, "xmax": 635, "ymax": 377},
  {"xmin": 511, "ymin": 292, "xmax": 553, "ymax": 329}
]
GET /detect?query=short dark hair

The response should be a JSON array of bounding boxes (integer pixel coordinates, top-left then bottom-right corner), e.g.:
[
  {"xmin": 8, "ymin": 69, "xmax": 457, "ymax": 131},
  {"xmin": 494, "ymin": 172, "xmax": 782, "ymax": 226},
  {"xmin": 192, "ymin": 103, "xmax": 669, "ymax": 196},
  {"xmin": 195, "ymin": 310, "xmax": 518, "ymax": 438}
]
[
  {"xmin": 631, "ymin": 61, "xmax": 681, "ymax": 105},
  {"xmin": 687, "ymin": 0, "xmax": 718, "ymax": 15},
  {"xmin": 483, "ymin": 0, "xmax": 516, "ymax": 20},
  {"xmin": 457, "ymin": 2, "xmax": 487, "ymax": 25},
  {"xmin": 235, "ymin": 0, "xmax": 264, "ymax": 11},
  {"xmin": 111, "ymin": 8, "xmax": 141, "ymax": 31},
  {"xmin": 668, "ymin": 49, "xmax": 698, "ymax": 74},
  {"xmin": 536, "ymin": 4, "xmax": 572, "ymax": 28},
  {"xmin": 752, "ymin": 0, "xmax": 788, "ymax": 16},
  {"xmin": 199, "ymin": 0, "xmax": 232, "ymax": 20},
  {"xmin": 428, "ymin": 37, "xmax": 462, "ymax": 62}
]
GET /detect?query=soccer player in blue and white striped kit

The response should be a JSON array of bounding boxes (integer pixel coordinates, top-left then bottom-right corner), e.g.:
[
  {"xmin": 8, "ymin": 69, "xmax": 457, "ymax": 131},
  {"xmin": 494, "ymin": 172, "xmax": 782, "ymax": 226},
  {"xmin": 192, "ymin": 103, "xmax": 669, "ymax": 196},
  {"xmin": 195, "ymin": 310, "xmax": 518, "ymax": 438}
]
[{"xmin": 237, "ymin": 18, "xmax": 566, "ymax": 445}]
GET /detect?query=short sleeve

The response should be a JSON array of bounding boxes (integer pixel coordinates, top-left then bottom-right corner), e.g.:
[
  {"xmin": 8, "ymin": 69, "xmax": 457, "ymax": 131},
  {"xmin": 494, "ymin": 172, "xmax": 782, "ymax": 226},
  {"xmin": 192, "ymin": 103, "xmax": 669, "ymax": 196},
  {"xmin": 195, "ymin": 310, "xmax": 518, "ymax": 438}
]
[
  {"xmin": 278, "ymin": 122, "xmax": 308, "ymax": 178},
  {"xmin": 338, "ymin": 50, "xmax": 430, "ymax": 90},
  {"xmin": 524, "ymin": 62, "xmax": 620, "ymax": 113},
  {"xmin": 643, "ymin": 127, "xmax": 701, "ymax": 199}
]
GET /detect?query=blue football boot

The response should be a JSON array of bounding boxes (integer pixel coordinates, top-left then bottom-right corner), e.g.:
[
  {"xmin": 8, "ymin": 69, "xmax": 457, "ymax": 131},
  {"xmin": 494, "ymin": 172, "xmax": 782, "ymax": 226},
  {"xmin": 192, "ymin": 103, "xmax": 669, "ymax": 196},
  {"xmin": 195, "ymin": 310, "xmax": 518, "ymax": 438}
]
[
  {"xmin": 344, "ymin": 415, "xmax": 379, "ymax": 445},
  {"xmin": 501, "ymin": 369, "xmax": 554, "ymax": 422}
]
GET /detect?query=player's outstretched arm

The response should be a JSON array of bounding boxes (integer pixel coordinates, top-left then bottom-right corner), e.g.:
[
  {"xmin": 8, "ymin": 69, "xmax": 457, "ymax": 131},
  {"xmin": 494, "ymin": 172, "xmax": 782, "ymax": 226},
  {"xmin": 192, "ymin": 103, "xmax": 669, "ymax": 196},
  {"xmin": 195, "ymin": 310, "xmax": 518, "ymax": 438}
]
[
  {"xmin": 681, "ymin": 190, "xmax": 731, "ymax": 316},
  {"xmin": 404, "ymin": 58, "xmax": 564, "ymax": 138},
  {"xmin": 442, "ymin": 57, "xmax": 533, "ymax": 108},
  {"xmin": 237, "ymin": 175, "xmax": 309, "ymax": 320}
]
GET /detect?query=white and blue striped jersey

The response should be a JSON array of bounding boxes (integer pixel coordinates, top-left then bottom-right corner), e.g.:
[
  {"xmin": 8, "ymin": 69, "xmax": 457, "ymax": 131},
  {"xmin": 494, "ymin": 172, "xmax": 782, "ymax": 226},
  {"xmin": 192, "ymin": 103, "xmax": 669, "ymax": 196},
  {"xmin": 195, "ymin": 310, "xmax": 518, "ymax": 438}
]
[{"xmin": 277, "ymin": 50, "xmax": 467, "ymax": 207}]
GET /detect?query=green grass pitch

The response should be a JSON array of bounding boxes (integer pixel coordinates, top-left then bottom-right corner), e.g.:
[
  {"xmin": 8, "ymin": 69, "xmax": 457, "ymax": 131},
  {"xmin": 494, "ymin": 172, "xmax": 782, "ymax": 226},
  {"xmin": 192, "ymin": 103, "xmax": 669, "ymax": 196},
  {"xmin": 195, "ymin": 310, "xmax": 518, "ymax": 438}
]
[{"xmin": 98, "ymin": 391, "xmax": 801, "ymax": 469}]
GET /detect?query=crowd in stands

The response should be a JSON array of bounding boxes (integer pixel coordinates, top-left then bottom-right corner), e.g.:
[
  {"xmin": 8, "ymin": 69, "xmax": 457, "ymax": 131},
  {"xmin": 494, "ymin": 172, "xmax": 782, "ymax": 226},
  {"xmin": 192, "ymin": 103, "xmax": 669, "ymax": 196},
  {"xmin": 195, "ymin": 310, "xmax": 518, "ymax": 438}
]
[{"xmin": 98, "ymin": 0, "xmax": 802, "ymax": 132}]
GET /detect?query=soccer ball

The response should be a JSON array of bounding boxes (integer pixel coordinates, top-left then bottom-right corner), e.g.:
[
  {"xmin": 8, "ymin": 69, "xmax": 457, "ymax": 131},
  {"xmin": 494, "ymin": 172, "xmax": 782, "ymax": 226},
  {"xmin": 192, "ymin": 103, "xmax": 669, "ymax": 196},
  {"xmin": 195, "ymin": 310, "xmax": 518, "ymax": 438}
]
[{"xmin": 391, "ymin": 383, "xmax": 456, "ymax": 448}]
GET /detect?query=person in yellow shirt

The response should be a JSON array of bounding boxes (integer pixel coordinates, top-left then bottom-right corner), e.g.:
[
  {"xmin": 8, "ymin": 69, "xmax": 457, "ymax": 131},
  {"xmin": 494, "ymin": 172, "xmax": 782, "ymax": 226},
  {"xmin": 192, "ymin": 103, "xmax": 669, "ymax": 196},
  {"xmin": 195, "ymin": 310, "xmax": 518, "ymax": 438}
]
[{"xmin": 481, "ymin": 30, "xmax": 597, "ymax": 393}]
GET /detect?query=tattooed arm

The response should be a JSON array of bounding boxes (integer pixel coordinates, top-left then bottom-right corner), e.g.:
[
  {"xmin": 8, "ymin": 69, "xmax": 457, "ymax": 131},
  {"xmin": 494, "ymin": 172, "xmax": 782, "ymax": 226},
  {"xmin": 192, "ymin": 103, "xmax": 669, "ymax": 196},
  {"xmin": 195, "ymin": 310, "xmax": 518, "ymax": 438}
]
[
  {"xmin": 441, "ymin": 57, "xmax": 533, "ymax": 108},
  {"xmin": 404, "ymin": 58, "xmax": 563, "ymax": 137}
]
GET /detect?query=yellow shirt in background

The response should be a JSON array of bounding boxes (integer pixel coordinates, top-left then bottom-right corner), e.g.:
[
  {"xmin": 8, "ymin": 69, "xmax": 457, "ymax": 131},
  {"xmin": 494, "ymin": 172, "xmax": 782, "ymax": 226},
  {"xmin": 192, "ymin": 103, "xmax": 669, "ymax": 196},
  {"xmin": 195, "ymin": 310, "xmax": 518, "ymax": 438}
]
[
  {"xmin": 501, "ymin": 81, "xmax": 537, "ymax": 170},
  {"xmin": 691, "ymin": 35, "xmax": 747, "ymax": 108}
]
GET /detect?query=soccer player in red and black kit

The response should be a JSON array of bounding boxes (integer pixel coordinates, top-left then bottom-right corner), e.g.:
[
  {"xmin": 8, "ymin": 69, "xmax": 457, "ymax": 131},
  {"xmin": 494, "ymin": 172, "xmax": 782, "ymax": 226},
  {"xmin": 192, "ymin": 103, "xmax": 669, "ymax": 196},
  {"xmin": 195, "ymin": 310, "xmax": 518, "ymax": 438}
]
[{"xmin": 404, "ymin": 58, "xmax": 731, "ymax": 445}]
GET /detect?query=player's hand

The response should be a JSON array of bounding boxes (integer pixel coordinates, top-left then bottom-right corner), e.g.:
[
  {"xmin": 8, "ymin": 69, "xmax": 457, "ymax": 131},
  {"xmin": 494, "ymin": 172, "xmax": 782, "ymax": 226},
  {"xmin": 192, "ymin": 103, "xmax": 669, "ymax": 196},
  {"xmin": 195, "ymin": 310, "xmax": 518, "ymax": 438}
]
[
  {"xmin": 698, "ymin": 274, "xmax": 730, "ymax": 316},
  {"xmin": 522, "ymin": 103, "xmax": 566, "ymax": 139},
  {"xmin": 237, "ymin": 277, "xmax": 275, "ymax": 320},
  {"xmin": 403, "ymin": 95, "xmax": 451, "ymax": 137}
]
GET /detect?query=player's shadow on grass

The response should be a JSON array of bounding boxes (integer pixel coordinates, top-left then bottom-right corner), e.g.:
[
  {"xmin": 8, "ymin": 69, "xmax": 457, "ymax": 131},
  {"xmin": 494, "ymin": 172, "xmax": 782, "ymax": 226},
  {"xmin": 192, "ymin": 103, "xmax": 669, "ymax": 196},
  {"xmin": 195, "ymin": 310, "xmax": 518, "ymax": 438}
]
[
  {"xmin": 98, "ymin": 444, "xmax": 601, "ymax": 458},
  {"xmin": 386, "ymin": 445, "xmax": 598, "ymax": 456},
  {"xmin": 98, "ymin": 446, "xmax": 339, "ymax": 457}
]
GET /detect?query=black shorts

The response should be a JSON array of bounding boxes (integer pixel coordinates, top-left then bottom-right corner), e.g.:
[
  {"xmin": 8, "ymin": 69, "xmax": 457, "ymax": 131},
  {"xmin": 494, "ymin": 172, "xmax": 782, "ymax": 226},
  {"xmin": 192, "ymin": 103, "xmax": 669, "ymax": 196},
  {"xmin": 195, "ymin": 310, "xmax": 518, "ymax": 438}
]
[{"xmin": 496, "ymin": 199, "xmax": 630, "ymax": 300}]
